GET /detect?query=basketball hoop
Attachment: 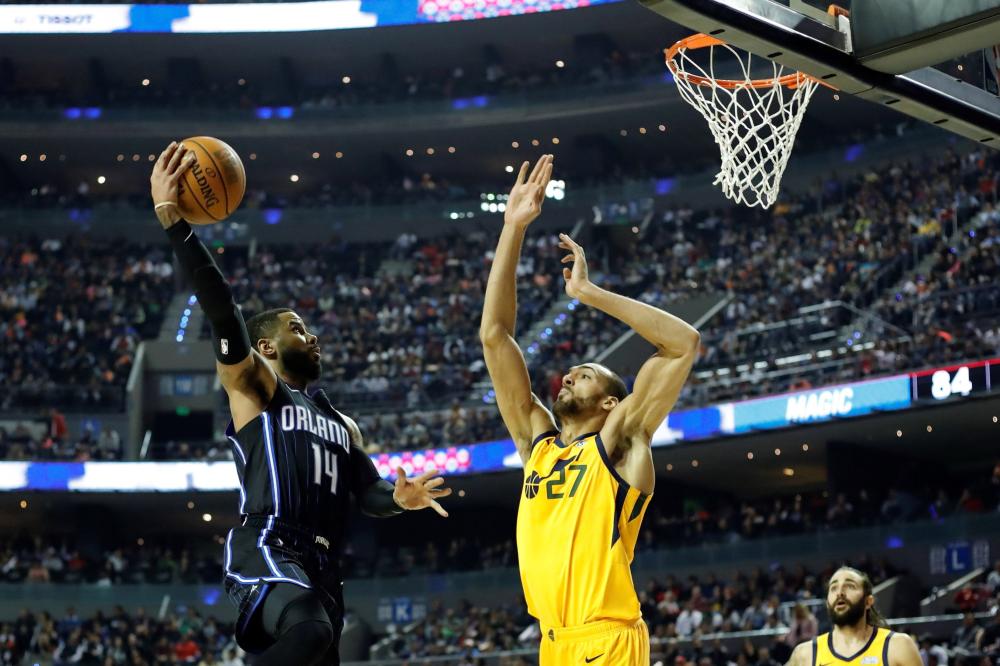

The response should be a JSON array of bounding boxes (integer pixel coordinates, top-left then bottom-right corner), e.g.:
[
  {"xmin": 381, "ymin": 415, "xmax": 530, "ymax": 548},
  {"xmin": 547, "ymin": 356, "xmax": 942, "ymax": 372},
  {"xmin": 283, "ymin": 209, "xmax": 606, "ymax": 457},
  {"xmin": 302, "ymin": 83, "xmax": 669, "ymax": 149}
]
[{"xmin": 665, "ymin": 33, "xmax": 832, "ymax": 209}]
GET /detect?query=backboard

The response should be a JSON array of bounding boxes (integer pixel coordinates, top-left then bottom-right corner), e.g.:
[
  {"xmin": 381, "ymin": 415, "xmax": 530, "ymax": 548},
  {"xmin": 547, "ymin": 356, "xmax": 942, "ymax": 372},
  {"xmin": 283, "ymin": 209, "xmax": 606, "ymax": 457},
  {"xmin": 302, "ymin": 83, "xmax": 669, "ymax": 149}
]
[{"xmin": 638, "ymin": 0, "xmax": 1000, "ymax": 146}]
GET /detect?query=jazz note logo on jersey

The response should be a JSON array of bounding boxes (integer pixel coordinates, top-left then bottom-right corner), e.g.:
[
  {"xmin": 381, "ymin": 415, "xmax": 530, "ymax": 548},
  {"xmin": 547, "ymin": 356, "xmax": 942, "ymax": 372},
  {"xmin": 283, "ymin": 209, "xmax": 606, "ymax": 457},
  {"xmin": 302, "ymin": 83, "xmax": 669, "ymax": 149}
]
[{"xmin": 861, "ymin": 658, "xmax": 879, "ymax": 665}]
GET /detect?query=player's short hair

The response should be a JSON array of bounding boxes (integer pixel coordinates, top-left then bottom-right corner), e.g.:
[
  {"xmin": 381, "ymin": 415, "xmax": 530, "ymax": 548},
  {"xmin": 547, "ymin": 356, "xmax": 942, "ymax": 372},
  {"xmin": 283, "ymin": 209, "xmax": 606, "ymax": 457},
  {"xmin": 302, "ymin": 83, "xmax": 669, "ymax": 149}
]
[
  {"xmin": 597, "ymin": 365, "xmax": 628, "ymax": 402},
  {"xmin": 246, "ymin": 308, "xmax": 294, "ymax": 352}
]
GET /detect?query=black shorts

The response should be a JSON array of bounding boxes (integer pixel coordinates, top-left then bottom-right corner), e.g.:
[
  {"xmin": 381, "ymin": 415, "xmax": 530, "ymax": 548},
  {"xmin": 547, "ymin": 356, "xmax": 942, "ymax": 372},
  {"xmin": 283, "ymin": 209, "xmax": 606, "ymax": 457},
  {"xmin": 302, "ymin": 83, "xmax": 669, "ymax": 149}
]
[{"xmin": 223, "ymin": 517, "xmax": 343, "ymax": 654}]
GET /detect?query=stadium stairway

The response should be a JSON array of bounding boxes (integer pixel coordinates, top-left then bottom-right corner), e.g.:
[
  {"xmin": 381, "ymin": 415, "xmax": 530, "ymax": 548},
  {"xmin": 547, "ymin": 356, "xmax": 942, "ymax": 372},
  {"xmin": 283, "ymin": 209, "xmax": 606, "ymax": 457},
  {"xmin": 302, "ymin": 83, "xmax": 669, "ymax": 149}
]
[
  {"xmin": 471, "ymin": 293, "xmax": 576, "ymax": 400},
  {"xmin": 854, "ymin": 202, "xmax": 985, "ymax": 336},
  {"xmin": 158, "ymin": 292, "xmax": 204, "ymax": 343}
]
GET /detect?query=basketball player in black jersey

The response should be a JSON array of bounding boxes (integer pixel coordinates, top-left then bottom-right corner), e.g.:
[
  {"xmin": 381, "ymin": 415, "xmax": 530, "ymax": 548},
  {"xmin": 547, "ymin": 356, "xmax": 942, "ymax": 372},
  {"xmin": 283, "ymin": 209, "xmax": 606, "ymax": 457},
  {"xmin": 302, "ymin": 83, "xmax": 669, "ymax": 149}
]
[{"xmin": 151, "ymin": 142, "xmax": 452, "ymax": 665}]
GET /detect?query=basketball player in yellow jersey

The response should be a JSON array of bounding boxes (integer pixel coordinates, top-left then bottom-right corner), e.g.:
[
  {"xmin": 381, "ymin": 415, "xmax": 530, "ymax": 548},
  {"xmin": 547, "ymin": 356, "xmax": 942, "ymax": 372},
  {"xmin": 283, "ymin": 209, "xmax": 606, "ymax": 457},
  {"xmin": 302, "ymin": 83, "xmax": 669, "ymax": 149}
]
[
  {"xmin": 787, "ymin": 567, "xmax": 922, "ymax": 666},
  {"xmin": 479, "ymin": 154, "xmax": 700, "ymax": 665}
]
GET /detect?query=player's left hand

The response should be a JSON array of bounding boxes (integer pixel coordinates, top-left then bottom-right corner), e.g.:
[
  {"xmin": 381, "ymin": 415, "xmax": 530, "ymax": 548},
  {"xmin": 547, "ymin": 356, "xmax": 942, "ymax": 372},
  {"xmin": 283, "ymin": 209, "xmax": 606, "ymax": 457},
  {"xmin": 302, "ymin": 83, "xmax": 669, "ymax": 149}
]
[
  {"xmin": 393, "ymin": 466, "xmax": 452, "ymax": 518},
  {"xmin": 559, "ymin": 233, "xmax": 593, "ymax": 300}
]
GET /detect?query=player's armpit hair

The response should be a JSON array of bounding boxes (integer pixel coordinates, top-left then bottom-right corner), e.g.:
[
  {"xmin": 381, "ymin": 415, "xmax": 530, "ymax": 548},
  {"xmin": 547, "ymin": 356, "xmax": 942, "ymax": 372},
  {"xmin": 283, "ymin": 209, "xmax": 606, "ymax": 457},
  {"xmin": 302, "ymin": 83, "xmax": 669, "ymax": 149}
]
[
  {"xmin": 166, "ymin": 220, "xmax": 251, "ymax": 365},
  {"xmin": 359, "ymin": 480, "xmax": 404, "ymax": 517}
]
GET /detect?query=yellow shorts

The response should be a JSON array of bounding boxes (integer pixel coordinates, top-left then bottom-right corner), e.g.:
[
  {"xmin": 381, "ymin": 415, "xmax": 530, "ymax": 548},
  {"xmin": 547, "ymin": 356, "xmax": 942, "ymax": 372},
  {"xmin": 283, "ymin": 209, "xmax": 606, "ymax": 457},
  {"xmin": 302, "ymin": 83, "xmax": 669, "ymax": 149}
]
[{"xmin": 539, "ymin": 619, "xmax": 649, "ymax": 665}]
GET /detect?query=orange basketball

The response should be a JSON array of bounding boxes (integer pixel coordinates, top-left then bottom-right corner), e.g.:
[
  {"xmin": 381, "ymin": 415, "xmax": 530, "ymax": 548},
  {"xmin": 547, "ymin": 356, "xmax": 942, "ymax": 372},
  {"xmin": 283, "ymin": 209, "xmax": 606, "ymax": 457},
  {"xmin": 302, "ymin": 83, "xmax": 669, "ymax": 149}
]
[{"xmin": 176, "ymin": 136, "xmax": 246, "ymax": 225}]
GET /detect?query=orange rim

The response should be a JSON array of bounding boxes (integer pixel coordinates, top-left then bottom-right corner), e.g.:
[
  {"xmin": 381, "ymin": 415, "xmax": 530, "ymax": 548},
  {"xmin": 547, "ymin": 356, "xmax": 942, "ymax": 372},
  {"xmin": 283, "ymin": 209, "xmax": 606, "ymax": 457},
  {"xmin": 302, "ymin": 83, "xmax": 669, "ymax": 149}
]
[{"xmin": 664, "ymin": 33, "xmax": 835, "ymax": 90}]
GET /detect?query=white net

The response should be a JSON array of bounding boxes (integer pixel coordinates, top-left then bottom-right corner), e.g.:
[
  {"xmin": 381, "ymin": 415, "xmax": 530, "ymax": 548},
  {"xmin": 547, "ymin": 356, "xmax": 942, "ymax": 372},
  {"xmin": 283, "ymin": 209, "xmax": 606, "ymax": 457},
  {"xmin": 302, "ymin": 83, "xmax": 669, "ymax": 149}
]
[{"xmin": 668, "ymin": 38, "xmax": 819, "ymax": 209}]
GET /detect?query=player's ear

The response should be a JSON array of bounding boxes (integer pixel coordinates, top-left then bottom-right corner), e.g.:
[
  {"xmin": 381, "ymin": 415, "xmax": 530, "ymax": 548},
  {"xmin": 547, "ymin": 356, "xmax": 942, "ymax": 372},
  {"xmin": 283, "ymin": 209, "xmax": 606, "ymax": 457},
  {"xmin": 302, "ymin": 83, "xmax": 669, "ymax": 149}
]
[
  {"xmin": 257, "ymin": 338, "xmax": 277, "ymax": 359},
  {"xmin": 602, "ymin": 396, "xmax": 619, "ymax": 412}
]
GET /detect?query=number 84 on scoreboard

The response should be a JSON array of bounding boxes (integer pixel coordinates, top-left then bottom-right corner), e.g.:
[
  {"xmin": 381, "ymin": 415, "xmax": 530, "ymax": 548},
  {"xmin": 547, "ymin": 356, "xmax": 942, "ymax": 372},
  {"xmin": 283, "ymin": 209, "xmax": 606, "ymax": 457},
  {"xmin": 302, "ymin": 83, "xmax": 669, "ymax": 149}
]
[{"xmin": 911, "ymin": 359, "xmax": 999, "ymax": 402}]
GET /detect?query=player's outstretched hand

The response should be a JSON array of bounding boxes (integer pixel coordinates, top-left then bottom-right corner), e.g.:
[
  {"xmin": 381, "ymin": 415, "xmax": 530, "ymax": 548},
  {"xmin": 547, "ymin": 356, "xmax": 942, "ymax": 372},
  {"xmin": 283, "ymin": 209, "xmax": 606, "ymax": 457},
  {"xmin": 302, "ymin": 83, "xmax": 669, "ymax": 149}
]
[
  {"xmin": 559, "ymin": 233, "xmax": 593, "ymax": 300},
  {"xmin": 393, "ymin": 466, "xmax": 452, "ymax": 518},
  {"xmin": 150, "ymin": 141, "xmax": 196, "ymax": 210},
  {"xmin": 504, "ymin": 154, "xmax": 554, "ymax": 229}
]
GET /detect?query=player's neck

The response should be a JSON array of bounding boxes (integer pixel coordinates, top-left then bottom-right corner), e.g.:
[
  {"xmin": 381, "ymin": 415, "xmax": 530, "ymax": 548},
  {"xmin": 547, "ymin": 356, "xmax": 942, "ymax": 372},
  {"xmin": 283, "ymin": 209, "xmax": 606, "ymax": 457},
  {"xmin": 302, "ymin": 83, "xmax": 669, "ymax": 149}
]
[
  {"xmin": 559, "ymin": 415, "xmax": 606, "ymax": 444},
  {"xmin": 833, "ymin": 620, "xmax": 873, "ymax": 646},
  {"xmin": 278, "ymin": 370, "xmax": 310, "ymax": 392}
]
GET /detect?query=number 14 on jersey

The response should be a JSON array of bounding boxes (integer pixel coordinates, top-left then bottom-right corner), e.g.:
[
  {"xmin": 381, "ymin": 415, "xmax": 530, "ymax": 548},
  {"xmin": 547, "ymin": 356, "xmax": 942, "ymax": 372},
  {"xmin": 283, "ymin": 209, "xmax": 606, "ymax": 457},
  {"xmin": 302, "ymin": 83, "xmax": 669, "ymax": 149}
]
[{"xmin": 312, "ymin": 443, "xmax": 338, "ymax": 493}]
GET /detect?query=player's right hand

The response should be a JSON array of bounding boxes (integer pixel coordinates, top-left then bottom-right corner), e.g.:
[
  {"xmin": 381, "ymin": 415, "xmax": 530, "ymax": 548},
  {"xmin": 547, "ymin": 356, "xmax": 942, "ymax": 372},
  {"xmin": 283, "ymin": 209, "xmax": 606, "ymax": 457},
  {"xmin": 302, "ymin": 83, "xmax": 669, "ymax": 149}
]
[
  {"xmin": 504, "ymin": 154, "xmax": 554, "ymax": 229},
  {"xmin": 150, "ymin": 141, "xmax": 196, "ymax": 209}
]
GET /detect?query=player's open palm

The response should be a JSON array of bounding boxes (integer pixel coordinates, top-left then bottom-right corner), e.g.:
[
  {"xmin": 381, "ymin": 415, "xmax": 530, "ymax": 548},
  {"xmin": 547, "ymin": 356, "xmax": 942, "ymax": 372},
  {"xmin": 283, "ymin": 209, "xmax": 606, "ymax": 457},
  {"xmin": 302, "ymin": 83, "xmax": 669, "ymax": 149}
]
[
  {"xmin": 393, "ymin": 467, "xmax": 453, "ymax": 517},
  {"xmin": 504, "ymin": 154, "xmax": 554, "ymax": 229},
  {"xmin": 559, "ymin": 233, "xmax": 592, "ymax": 299}
]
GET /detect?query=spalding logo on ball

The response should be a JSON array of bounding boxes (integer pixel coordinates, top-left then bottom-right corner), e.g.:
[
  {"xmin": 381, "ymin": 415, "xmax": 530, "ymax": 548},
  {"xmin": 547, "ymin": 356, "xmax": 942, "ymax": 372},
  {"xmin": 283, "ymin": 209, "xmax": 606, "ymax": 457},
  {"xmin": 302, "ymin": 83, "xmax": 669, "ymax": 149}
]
[{"xmin": 177, "ymin": 136, "xmax": 246, "ymax": 225}]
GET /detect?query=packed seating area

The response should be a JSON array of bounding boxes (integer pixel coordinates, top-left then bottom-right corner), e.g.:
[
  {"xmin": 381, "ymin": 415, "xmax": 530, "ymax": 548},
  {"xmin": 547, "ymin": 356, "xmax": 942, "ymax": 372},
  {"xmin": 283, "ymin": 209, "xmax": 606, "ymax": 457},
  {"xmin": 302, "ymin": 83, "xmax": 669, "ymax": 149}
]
[
  {"xmin": 0, "ymin": 417, "xmax": 123, "ymax": 461},
  {"xmin": 0, "ymin": 236, "xmax": 175, "ymax": 412},
  {"xmin": 363, "ymin": 464, "xmax": 1000, "ymax": 578},
  {"xmin": 0, "ymin": 606, "xmax": 244, "ymax": 666},
  {"xmin": 5, "ymin": 464, "xmax": 996, "ymax": 585},
  {"xmin": 211, "ymin": 229, "xmax": 562, "ymax": 415},
  {"xmin": 375, "ymin": 558, "xmax": 1000, "ymax": 661},
  {"xmin": 3, "ymin": 573, "xmax": 997, "ymax": 665},
  {"xmin": 1, "ymin": 144, "xmax": 997, "ymax": 459},
  {"xmin": 527, "ymin": 148, "xmax": 1000, "ymax": 409},
  {"xmin": 2, "ymin": 559, "xmax": 998, "ymax": 664}
]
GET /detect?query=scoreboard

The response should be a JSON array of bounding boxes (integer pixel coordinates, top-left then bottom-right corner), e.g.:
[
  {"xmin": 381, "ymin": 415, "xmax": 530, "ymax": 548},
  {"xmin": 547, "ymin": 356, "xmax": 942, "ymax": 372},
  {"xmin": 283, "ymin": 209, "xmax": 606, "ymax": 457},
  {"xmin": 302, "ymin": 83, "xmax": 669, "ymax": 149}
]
[{"xmin": 911, "ymin": 358, "xmax": 1000, "ymax": 402}]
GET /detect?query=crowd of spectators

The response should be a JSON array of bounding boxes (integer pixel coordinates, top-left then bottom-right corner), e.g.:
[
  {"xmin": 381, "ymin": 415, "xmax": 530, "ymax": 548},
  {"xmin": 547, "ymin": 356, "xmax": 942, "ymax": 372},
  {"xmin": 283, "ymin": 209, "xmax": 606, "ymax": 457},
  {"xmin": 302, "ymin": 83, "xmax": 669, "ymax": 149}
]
[
  {"xmin": 377, "ymin": 557, "xmax": 1000, "ymax": 663},
  {"xmin": 208, "ymin": 229, "xmax": 562, "ymax": 416},
  {"xmin": 3, "ymin": 557, "xmax": 999, "ymax": 665},
  {"xmin": 376, "ymin": 557, "xmax": 902, "ymax": 661},
  {"xmin": 0, "ymin": 535, "xmax": 220, "ymax": 587},
  {"xmin": 0, "ymin": 605, "xmax": 244, "ymax": 666},
  {"xmin": 1, "ymin": 144, "xmax": 998, "ymax": 459},
  {"xmin": 525, "ymin": 148, "xmax": 1000, "ymax": 410},
  {"xmin": 7, "ymin": 465, "xmax": 996, "ymax": 587},
  {"xmin": 365, "ymin": 465, "xmax": 1000, "ymax": 578},
  {"xmin": 3, "ymin": 576, "xmax": 998, "ymax": 666},
  {"xmin": 0, "ymin": 415, "xmax": 123, "ymax": 461},
  {"xmin": 0, "ymin": 236, "xmax": 175, "ymax": 412},
  {"xmin": 193, "ymin": 147, "xmax": 999, "ymax": 425}
]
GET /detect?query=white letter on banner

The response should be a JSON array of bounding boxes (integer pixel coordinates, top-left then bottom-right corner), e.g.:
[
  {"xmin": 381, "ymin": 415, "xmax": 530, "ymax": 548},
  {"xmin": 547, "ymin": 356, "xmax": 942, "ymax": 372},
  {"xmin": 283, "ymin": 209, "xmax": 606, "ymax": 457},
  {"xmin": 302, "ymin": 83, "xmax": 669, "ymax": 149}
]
[
  {"xmin": 837, "ymin": 388, "xmax": 853, "ymax": 415},
  {"xmin": 818, "ymin": 391, "xmax": 834, "ymax": 417},
  {"xmin": 786, "ymin": 396, "xmax": 807, "ymax": 422}
]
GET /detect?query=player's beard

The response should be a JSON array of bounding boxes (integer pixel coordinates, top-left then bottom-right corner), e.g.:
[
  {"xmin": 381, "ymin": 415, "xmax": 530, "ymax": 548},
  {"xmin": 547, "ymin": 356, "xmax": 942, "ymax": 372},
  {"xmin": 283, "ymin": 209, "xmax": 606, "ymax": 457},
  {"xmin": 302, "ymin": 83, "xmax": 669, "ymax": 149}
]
[
  {"xmin": 827, "ymin": 596, "xmax": 866, "ymax": 627},
  {"xmin": 281, "ymin": 346, "xmax": 321, "ymax": 382},
  {"xmin": 552, "ymin": 392, "xmax": 600, "ymax": 420}
]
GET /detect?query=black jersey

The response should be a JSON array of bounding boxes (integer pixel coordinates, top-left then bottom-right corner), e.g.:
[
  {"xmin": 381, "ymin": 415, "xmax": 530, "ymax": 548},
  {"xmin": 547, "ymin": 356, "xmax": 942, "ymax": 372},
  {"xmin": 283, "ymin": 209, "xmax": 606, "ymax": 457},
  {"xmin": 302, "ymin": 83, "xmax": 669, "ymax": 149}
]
[{"xmin": 223, "ymin": 379, "xmax": 379, "ymax": 563}]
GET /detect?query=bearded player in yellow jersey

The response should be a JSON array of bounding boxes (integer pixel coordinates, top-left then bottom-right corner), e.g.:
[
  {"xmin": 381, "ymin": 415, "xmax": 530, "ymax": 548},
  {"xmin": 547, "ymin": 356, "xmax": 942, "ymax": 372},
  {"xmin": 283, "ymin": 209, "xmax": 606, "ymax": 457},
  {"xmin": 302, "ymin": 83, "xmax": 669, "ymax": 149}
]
[
  {"xmin": 787, "ymin": 567, "xmax": 922, "ymax": 666},
  {"xmin": 479, "ymin": 154, "xmax": 700, "ymax": 665}
]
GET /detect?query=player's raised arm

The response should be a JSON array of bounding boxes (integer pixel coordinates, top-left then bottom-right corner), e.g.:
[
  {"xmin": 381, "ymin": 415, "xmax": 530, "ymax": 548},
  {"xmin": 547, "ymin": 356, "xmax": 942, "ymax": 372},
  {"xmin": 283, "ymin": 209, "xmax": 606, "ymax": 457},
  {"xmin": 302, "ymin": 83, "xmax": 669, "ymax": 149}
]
[
  {"xmin": 558, "ymin": 234, "xmax": 700, "ymax": 446},
  {"xmin": 479, "ymin": 155, "xmax": 558, "ymax": 463},
  {"xmin": 150, "ymin": 142, "xmax": 277, "ymax": 423}
]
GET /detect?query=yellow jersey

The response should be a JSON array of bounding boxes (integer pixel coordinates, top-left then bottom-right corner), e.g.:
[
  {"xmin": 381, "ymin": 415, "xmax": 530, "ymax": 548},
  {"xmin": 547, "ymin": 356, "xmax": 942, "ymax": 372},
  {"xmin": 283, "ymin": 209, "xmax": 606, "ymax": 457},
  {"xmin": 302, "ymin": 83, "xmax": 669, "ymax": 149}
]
[
  {"xmin": 516, "ymin": 430, "xmax": 651, "ymax": 628},
  {"xmin": 813, "ymin": 627, "xmax": 895, "ymax": 666}
]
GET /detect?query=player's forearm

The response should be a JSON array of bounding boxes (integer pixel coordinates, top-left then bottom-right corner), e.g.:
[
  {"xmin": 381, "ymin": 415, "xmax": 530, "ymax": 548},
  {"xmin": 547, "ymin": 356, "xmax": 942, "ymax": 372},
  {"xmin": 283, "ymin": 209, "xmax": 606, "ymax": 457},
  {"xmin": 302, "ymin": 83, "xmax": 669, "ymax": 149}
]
[
  {"xmin": 578, "ymin": 283, "xmax": 699, "ymax": 357},
  {"xmin": 360, "ymin": 480, "xmax": 405, "ymax": 517},
  {"xmin": 480, "ymin": 224, "xmax": 526, "ymax": 339},
  {"xmin": 164, "ymin": 218, "xmax": 251, "ymax": 364}
]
